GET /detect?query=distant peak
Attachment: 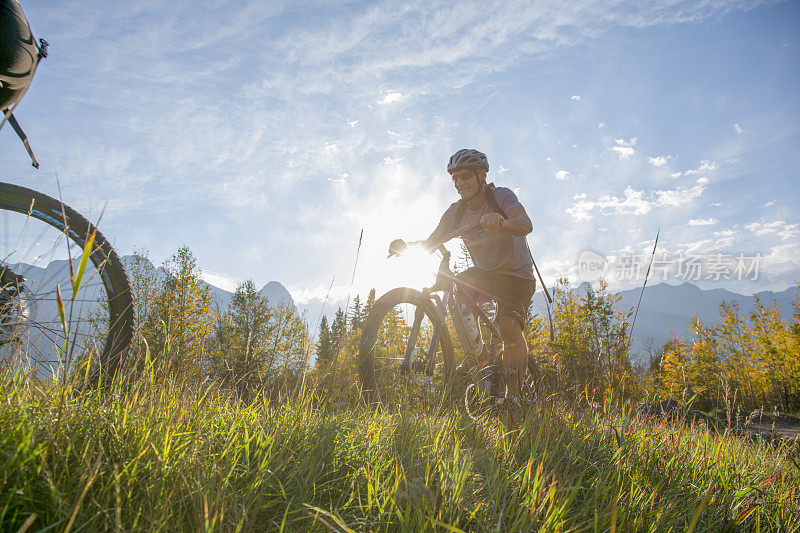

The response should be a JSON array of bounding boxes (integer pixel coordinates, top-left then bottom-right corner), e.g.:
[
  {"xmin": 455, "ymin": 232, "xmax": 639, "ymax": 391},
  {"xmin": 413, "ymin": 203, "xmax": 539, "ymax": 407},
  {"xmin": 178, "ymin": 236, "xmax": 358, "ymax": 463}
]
[
  {"xmin": 259, "ymin": 281, "xmax": 295, "ymax": 307},
  {"xmin": 576, "ymin": 281, "xmax": 593, "ymax": 293}
]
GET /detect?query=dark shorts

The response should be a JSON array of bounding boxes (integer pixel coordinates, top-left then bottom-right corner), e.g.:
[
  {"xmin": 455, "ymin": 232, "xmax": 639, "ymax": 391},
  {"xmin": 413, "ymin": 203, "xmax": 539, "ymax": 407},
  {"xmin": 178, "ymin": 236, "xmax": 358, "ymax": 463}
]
[{"xmin": 455, "ymin": 267, "xmax": 536, "ymax": 326}]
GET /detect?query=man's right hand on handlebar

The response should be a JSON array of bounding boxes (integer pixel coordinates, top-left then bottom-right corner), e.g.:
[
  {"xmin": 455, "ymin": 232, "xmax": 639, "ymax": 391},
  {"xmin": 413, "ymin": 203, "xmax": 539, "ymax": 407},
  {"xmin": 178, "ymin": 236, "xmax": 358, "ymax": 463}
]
[{"xmin": 388, "ymin": 239, "xmax": 408, "ymax": 257}]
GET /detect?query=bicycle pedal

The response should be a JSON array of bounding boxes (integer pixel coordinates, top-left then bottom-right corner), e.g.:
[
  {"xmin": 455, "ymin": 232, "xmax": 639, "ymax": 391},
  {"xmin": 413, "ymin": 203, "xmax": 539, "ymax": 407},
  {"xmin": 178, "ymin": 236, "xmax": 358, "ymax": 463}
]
[{"xmin": 411, "ymin": 359, "xmax": 426, "ymax": 373}]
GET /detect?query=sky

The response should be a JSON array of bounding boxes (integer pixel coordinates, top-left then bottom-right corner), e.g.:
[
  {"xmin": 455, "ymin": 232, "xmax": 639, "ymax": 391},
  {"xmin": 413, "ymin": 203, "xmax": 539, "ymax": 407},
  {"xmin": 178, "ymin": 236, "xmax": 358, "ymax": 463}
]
[{"xmin": 2, "ymin": 0, "xmax": 799, "ymax": 317}]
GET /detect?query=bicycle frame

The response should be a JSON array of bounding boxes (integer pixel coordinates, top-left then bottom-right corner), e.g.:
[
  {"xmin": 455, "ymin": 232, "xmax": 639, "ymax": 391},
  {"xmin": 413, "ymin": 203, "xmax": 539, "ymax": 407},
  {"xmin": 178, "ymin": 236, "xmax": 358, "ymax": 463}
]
[{"xmin": 399, "ymin": 243, "xmax": 502, "ymax": 376}]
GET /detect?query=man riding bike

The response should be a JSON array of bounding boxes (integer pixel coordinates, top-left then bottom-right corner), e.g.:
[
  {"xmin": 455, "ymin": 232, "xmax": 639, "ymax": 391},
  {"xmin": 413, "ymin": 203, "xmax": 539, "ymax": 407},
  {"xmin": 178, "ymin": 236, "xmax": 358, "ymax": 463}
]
[{"xmin": 390, "ymin": 148, "xmax": 535, "ymax": 405}]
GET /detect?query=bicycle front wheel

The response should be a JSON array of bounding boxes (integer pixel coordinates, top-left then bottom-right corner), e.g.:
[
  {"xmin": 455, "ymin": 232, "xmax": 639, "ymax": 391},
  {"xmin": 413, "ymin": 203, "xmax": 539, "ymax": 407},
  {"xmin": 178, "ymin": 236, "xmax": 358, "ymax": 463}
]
[
  {"xmin": 0, "ymin": 183, "xmax": 134, "ymax": 385},
  {"xmin": 359, "ymin": 287, "xmax": 455, "ymax": 408}
]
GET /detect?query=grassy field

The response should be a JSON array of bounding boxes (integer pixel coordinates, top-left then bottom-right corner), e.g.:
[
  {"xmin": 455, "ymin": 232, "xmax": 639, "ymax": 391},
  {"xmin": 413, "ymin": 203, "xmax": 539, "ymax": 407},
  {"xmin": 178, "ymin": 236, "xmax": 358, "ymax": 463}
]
[{"xmin": 1, "ymin": 374, "xmax": 799, "ymax": 532}]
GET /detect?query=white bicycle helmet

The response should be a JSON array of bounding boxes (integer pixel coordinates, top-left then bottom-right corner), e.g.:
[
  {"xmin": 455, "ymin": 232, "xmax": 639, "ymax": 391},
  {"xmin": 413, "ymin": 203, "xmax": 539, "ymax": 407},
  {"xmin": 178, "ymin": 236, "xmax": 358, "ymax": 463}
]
[{"xmin": 447, "ymin": 148, "xmax": 489, "ymax": 175}]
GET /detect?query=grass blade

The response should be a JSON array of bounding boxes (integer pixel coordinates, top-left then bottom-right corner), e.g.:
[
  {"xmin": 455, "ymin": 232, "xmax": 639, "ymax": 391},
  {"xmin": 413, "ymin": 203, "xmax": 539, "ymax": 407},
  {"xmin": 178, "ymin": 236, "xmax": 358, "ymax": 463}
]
[{"xmin": 72, "ymin": 228, "xmax": 96, "ymax": 299}]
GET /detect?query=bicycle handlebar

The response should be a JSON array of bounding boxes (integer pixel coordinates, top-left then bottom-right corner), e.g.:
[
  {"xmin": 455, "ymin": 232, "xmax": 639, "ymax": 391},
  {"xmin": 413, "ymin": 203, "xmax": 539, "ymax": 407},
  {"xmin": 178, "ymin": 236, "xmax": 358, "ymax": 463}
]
[
  {"xmin": 439, "ymin": 223, "xmax": 483, "ymax": 246},
  {"xmin": 388, "ymin": 224, "xmax": 483, "ymax": 258}
]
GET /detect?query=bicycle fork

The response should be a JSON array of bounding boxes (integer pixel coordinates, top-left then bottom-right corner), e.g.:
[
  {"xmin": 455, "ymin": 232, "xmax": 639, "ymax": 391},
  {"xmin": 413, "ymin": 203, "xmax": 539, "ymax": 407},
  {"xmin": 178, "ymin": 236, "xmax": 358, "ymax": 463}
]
[{"xmin": 400, "ymin": 293, "xmax": 447, "ymax": 376}]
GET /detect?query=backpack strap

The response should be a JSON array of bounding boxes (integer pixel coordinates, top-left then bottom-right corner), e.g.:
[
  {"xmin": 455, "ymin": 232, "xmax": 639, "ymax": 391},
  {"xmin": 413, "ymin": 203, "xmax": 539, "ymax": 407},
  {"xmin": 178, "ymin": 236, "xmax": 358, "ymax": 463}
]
[
  {"xmin": 454, "ymin": 200, "xmax": 467, "ymax": 228},
  {"xmin": 484, "ymin": 183, "xmax": 508, "ymax": 219},
  {"xmin": 453, "ymin": 182, "xmax": 507, "ymax": 228}
]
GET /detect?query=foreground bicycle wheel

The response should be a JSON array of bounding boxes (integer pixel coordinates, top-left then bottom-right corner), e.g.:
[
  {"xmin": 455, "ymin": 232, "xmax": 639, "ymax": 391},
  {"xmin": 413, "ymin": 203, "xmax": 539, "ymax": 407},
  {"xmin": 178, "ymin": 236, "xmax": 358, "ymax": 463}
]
[
  {"xmin": 463, "ymin": 354, "xmax": 544, "ymax": 419},
  {"xmin": 0, "ymin": 183, "xmax": 133, "ymax": 385},
  {"xmin": 359, "ymin": 287, "xmax": 455, "ymax": 408}
]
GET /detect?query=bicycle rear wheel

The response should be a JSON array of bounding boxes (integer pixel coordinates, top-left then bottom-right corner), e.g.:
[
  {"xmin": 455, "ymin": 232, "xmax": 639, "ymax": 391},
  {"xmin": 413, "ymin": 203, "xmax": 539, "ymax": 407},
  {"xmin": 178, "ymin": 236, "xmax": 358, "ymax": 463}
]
[
  {"xmin": 0, "ymin": 183, "xmax": 133, "ymax": 385},
  {"xmin": 359, "ymin": 287, "xmax": 455, "ymax": 408}
]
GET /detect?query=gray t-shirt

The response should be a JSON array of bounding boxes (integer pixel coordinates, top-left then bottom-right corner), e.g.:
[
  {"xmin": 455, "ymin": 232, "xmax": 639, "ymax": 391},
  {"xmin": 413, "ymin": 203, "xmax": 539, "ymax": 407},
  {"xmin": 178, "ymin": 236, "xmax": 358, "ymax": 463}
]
[{"xmin": 437, "ymin": 186, "xmax": 534, "ymax": 280}]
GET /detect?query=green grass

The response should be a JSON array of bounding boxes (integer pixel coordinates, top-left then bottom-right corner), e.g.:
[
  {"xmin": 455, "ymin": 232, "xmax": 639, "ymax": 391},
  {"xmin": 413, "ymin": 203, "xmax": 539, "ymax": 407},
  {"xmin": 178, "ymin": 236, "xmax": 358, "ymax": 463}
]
[{"xmin": 1, "ymin": 373, "xmax": 798, "ymax": 532}]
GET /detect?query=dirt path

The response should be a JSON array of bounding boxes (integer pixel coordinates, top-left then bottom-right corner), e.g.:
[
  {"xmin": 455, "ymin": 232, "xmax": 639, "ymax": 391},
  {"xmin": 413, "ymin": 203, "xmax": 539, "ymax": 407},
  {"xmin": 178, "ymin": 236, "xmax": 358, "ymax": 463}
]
[{"xmin": 744, "ymin": 417, "xmax": 800, "ymax": 440}]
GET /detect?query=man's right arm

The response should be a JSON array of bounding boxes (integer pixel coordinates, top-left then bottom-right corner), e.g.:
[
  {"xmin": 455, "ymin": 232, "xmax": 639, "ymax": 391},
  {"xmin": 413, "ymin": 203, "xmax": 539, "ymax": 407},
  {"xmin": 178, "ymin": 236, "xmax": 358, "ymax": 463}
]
[
  {"xmin": 415, "ymin": 210, "xmax": 454, "ymax": 252},
  {"xmin": 392, "ymin": 209, "xmax": 453, "ymax": 255}
]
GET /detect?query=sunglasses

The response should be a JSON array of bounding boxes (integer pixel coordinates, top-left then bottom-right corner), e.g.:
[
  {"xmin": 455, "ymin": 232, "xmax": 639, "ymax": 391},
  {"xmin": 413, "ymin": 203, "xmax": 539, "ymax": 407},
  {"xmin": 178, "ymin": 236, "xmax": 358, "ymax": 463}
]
[{"xmin": 451, "ymin": 171, "xmax": 476, "ymax": 183}]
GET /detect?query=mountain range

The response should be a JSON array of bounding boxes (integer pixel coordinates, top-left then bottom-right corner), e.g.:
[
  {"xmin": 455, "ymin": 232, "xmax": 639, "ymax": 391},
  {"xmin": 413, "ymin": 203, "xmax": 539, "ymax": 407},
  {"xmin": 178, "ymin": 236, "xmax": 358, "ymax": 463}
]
[
  {"xmin": 118, "ymin": 256, "xmax": 295, "ymax": 312},
  {"xmin": 9, "ymin": 255, "xmax": 796, "ymax": 367},
  {"xmin": 531, "ymin": 281, "xmax": 796, "ymax": 362},
  {"xmin": 300, "ymin": 280, "xmax": 797, "ymax": 362}
]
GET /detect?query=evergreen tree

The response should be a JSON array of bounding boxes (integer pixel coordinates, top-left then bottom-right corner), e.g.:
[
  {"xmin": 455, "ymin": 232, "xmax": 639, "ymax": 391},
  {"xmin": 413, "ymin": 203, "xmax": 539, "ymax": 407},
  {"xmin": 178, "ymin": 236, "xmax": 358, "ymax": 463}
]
[
  {"xmin": 316, "ymin": 315, "xmax": 333, "ymax": 366},
  {"xmin": 365, "ymin": 289, "xmax": 376, "ymax": 316},
  {"xmin": 350, "ymin": 295, "xmax": 363, "ymax": 331},
  {"xmin": 332, "ymin": 308, "xmax": 347, "ymax": 340}
]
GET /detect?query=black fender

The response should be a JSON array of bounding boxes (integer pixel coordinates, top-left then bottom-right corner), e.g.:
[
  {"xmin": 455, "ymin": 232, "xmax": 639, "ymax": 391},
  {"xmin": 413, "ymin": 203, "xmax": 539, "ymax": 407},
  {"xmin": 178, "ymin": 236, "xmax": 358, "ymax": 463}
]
[{"xmin": 0, "ymin": 0, "xmax": 39, "ymax": 110}]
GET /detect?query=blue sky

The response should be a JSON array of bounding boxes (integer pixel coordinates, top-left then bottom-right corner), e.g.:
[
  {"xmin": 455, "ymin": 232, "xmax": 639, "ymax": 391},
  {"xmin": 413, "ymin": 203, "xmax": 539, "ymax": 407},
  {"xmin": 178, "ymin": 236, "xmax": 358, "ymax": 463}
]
[{"xmin": 2, "ymin": 0, "xmax": 798, "ymax": 312}]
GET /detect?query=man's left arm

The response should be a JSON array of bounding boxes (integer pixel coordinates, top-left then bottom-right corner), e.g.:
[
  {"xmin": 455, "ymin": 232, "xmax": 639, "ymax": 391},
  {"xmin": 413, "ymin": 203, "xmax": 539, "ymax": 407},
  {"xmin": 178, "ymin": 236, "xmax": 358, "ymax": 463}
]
[
  {"xmin": 501, "ymin": 205, "xmax": 532, "ymax": 236},
  {"xmin": 480, "ymin": 206, "xmax": 532, "ymax": 236}
]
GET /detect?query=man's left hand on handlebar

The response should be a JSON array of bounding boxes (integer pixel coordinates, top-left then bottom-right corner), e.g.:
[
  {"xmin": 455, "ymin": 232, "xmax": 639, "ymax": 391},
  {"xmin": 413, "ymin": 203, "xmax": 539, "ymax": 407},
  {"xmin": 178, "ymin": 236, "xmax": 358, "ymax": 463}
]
[{"xmin": 480, "ymin": 212, "xmax": 505, "ymax": 231}]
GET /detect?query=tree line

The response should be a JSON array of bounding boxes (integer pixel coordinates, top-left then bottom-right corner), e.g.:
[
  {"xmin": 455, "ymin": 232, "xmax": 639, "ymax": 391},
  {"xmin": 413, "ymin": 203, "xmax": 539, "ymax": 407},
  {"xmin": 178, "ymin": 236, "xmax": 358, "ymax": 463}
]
[
  {"xmin": 121, "ymin": 245, "xmax": 800, "ymax": 413},
  {"xmin": 124, "ymin": 246, "xmax": 310, "ymax": 401}
]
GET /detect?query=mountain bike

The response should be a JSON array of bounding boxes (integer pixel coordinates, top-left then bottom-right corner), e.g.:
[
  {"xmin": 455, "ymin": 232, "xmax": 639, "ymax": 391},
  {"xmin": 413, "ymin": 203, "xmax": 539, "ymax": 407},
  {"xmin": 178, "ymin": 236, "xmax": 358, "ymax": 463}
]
[
  {"xmin": 1, "ymin": 1, "xmax": 134, "ymax": 385},
  {"xmin": 358, "ymin": 225, "xmax": 542, "ymax": 416}
]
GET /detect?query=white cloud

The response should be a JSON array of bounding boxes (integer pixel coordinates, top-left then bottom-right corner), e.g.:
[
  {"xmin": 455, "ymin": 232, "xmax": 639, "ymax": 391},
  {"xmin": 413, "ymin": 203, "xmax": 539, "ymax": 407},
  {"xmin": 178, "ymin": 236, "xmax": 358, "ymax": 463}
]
[
  {"xmin": 571, "ymin": 94, "xmax": 582, "ymax": 101},
  {"xmin": 611, "ymin": 146, "xmax": 635, "ymax": 159},
  {"xmin": 670, "ymin": 172, "xmax": 682, "ymax": 178},
  {"xmin": 734, "ymin": 123, "xmax": 743, "ymax": 134},
  {"xmin": 328, "ymin": 173, "xmax": 348, "ymax": 183},
  {"xmin": 685, "ymin": 160, "xmax": 717, "ymax": 175},
  {"xmin": 745, "ymin": 220, "xmax": 799, "ymax": 240},
  {"xmin": 763, "ymin": 242, "xmax": 800, "ymax": 280},
  {"xmin": 23, "ymin": 0, "xmax": 788, "ymax": 298},
  {"xmin": 763, "ymin": 199, "xmax": 777, "ymax": 207},
  {"xmin": 677, "ymin": 238, "xmax": 716, "ymax": 254},
  {"xmin": 378, "ymin": 91, "xmax": 403, "ymax": 104},
  {"xmin": 648, "ymin": 155, "xmax": 668, "ymax": 167},
  {"xmin": 567, "ymin": 186, "xmax": 651, "ymax": 220},
  {"xmin": 545, "ymin": 156, "xmax": 551, "ymax": 161},
  {"xmin": 688, "ymin": 218, "xmax": 718, "ymax": 226},
  {"xmin": 555, "ymin": 170, "xmax": 570, "ymax": 181},
  {"xmin": 568, "ymin": 182, "xmax": 707, "ymax": 220},
  {"xmin": 498, "ymin": 164, "xmax": 509, "ymax": 173},
  {"xmin": 654, "ymin": 184, "xmax": 706, "ymax": 206},
  {"xmin": 711, "ymin": 229, "xmax": 736, "ymax": 248},
  {"xmin": 598, "ymin": 122, "xmax": 606, "ymax": 128},
  {"xmin": 289, "ymin": 283, "xmax": 353, "ymax": 305},
  {"xmin": 200, "ymin": 271, "xmax": 241, "ymax": 292},
  {"xmin": 696, "ymin": 177, "xmax": 710, "ymax": 184},
  {"xmin": 610, "ymin": 138, "xmax": 637, "ymax": 159},
  {"xmin": 710, "ymin": 202, "xmax": 723, "ymax": 207}
]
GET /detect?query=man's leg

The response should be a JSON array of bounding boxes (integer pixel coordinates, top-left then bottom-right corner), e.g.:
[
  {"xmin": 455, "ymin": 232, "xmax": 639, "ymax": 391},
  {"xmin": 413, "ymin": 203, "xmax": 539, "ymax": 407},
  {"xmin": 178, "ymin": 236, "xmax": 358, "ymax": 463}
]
[
  {"xmin": 498, "ymin": 315, "xmax": 527, "ymax": 398},
  {"xmin": 492, "ymin": 274, "xmax": 535, "ymax": 399}
]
